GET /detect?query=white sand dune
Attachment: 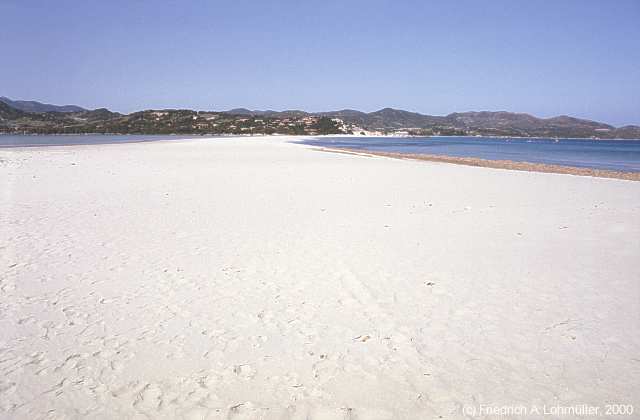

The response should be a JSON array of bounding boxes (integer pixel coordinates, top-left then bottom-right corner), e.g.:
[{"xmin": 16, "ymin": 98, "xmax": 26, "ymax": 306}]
[{"xmin": 1, "ymin": 136, "xmax": 639, "ymax": 419}]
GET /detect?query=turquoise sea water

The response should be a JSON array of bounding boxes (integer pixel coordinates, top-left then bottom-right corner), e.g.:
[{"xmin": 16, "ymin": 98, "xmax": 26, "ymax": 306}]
[{"xmin": 300, "ymin": 136, "xmax": 640, "ymax": 172}]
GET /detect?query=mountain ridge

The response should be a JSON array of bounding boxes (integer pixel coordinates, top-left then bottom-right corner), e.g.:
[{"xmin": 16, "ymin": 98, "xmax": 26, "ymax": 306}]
[
  {"xmin": 0, "ymin": 96, "xmax": 86, "ymax": 113},
  {"xmin": 1, "ymin": 96, "xmax": 639, "ymax": 139},
  {"xmin": 221, "ymin": 106, "xmax": 638, "ymax": 138}
]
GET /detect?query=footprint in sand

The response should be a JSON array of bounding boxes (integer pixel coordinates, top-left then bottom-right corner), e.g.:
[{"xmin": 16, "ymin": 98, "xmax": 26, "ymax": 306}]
[
  {"xmin": 232, "ymin": 364, "xmax": 256, "ymax": 379},
  {"xmin": 133, "ymin": 383, "xmax": 164, "ymax": 412}
]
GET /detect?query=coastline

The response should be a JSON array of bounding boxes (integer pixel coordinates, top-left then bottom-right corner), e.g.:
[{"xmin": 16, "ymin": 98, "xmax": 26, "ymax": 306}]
[{"xmin": 318, "ymin": 147, "xmax": 640, "ymax": 181}]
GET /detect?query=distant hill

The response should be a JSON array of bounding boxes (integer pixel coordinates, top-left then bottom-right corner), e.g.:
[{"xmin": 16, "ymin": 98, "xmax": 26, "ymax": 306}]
[
  {"xmin": 225, "ymin": 108, "xmax": 309, "ymax": 118},
  {"xmin": 0, "ymin": 100, "xmax": 27, "ymax": 120},
  {"xmin": 81, "ymin": 108, "xmax": 122, "ymax": 120},
  {"xmin": 0, "ymin": 96, "xmax": 86, "ymax": 113},
  {"xmin": 354, "ymin": 108, "xmax": 445, "ymax": 129},
  {"xmin": 441, "ymin": 111, "xmax": 615, "ymax": 138},
  {"xmin": 221, "ymin": 107, "xmax": 637, "ymax": 138},
  {"xmin": 1, "ymin": 96, "xmax": 638, "ymax": 138},
  {"xmin": 226, "ymin": 108, "xmax": 255, "ymax": 115},
  {"xmin": 611, "ymin": 125, "xmax": 640, "ymax": 139}
]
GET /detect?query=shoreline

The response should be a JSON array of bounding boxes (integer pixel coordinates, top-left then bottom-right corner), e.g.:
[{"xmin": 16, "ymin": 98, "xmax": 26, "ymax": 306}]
[
  {"xmin": 4, "ymin": 134, "xmax": 638, "ymax": 180},
  {"xmin": 318, "ymin": 147, "xmax": 640, "ymax": 181}
]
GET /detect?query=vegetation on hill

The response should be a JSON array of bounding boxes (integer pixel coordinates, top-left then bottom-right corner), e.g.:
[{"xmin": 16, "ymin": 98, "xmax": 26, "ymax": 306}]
[
  {"xmin": 0, "ymin": 104, "xmax": 345, "ymax": 136},
  {"xmin": 1, "ymin": 96, "xmax": 639, "ymax": 139}
]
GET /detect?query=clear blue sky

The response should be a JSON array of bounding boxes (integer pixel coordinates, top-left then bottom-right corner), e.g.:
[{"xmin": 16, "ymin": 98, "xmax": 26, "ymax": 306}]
[{"xmin": 2, "ymin": 0, "xmax": 639, "ymax": 126}]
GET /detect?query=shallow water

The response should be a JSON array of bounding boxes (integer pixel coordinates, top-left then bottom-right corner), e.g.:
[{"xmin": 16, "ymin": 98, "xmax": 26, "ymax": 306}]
[
  {"xmin": 0, "ymin": 134, "xmax": 207, "ymax": 148},
  {"xmin": 300, "ymin": 136, "xmax": 640, "ymax": 172}
]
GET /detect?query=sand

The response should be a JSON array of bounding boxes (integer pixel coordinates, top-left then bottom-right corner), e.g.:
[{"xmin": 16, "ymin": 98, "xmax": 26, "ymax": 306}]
[{"xmin": 1, "ymin": 136, "xmax": 639, "ymax": 419}]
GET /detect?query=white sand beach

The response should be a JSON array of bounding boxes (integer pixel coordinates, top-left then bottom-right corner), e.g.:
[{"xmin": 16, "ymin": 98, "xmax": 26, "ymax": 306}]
[{"xmin": 1, "ymin": 136, "xmax": 639, "ymax": 419}]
